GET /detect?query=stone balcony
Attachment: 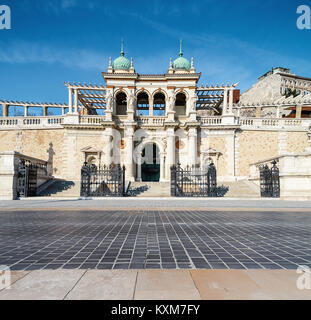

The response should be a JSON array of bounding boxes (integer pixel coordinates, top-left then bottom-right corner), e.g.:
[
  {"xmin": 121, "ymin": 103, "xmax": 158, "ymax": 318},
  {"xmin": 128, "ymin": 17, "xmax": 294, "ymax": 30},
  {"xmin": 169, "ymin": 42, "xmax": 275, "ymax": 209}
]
[
  {"xmin": 0, "ymin": 116, "xmax": 64, "ymax": 130},
  {"xmin": 239, "ymin": 117, "xmax": 311, "ymax": 131},
  {"xmin": 0, "ymin": 114, "xmax": 310, "ymax": 131}
]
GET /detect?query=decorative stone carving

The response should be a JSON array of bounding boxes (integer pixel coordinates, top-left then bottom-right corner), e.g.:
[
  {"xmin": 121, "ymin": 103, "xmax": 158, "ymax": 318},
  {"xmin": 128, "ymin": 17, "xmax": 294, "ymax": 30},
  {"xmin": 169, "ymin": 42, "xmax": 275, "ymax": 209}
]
[
  {"xmin": 190, "ymin": 95, "xmax": 198, "ymax": 112},
  {"xmin": 106, "ymin": 91, "xmax": 113, "ymax": 111},
  {"xmin": 168, "ymin": 95, "xmax": 175, "ymax": 112},
  {"xmin": 162, "ymin": 138, "xmax": 167, "ymax": 152},
  {"xmin": 128, "ymin": 92, "xmax": 136, "ymax": 112}
]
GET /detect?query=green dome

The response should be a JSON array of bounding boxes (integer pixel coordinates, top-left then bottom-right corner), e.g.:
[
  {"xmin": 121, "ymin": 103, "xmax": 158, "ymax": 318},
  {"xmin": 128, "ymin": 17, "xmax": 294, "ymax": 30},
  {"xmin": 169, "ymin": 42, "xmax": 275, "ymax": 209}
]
[
  {"xmin": 113, "ymin": 40, "xmax": 131, "ymax": 71},
  {"xmin": 113, "ymin": 55, "xmax": 131, "ymax": 70},
  {"xmin": 173, "ymin": 56, "xmax": 191, "ymax": 70},
  {"xmin": 172, "ymin": 40, "xmax": 190, "ymax": 71}
]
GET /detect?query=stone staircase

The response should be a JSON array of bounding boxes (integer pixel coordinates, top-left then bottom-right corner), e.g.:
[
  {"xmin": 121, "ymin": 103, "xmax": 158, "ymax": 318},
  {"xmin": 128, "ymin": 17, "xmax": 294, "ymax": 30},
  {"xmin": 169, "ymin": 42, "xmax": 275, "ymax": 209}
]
[
  {"xmin": 221, "ymin": 180, "xmax": 260, "ymax": 198},
  {"xmin": 38, "ymin": 179, "xmax": 80, "ymax": 197},
  {"xmin": 37, "ymin": 179, "xmax": 259, "ymax": 198},
  {"xmin": 127, "ymin": 182, "xmax": 171, "ymax": 197}
]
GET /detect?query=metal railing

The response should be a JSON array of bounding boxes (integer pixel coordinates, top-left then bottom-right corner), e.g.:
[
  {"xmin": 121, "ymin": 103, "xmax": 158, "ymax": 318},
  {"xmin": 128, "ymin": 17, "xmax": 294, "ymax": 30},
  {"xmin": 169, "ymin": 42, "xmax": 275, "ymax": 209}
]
[
  {"xmin": 171, "ymin": 163, "xmax": 217, "ymax": 197},
  {"xmin": 16, "ymin": 157, "xmax": 48, "ymax": 197},
  {"xmin": 80, "ymin": 163, "xmax": 126, "ymax": 197},
  {"xmin": 259, "ymin": 160, "xmax": 280, "ymax": 198}
]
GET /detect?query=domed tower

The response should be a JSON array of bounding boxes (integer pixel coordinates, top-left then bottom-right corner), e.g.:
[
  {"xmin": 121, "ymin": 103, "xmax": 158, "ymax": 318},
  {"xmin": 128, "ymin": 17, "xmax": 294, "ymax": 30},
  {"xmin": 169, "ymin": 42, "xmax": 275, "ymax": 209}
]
[
  {"xmin": 107, "ymin": 40, "xmax": 135, "ymax": 74},
  {"xmin": 168, "ymin": 40, "xmax": 195, "ymax": 74}
]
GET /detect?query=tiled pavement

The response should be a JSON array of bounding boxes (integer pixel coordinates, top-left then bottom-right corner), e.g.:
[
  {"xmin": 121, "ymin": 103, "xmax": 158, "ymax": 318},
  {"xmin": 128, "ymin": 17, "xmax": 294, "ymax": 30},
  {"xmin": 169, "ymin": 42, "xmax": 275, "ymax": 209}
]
[{"xmin": 0, "ymin": 209, "xmax": 311, "ymax": 271}]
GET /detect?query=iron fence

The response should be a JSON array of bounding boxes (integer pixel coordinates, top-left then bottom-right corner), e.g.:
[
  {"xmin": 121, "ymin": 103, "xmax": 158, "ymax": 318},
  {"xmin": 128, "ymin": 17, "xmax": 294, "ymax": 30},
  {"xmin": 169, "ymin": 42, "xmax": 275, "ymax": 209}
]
[
  {"xmin": 171, "ymin": 163, "xmax": 217, "ymax": 197},
  {"xmin": 80, "ymin": 163, "xmax": 126, "ymax": 197},
  {"xmin": 259, "ymin": 160, "xmax": 280, "ymax": 198},
  {"xmin": 16, "ymin": 159, "xmax": 40, "ymax": 197}
]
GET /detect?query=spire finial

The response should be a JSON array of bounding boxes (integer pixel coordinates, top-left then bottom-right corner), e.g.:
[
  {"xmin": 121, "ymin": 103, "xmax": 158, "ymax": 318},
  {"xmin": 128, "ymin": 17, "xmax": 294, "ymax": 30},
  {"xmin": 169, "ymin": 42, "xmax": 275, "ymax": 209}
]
[
  {"xmin": 121, "ymin": 39, "xmax": 124, "ymax": 56},
  {"xmin": 169, "ymin": 57, "xmax": 172, "ymax": 67},
  {"xmin": 179, "ymin": 39, "xmax": 183, "ymax": 57},
  {"xmin": 109, "ymin": 57, "xmax": 112, "ymax": 67}
]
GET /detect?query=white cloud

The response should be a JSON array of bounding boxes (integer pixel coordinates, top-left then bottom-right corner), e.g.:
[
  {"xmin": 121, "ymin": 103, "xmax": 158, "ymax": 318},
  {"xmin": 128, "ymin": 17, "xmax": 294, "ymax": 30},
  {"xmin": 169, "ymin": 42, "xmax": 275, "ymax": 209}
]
[
  {"xmin": 0, "ymin": 41, "xmax": 109, "ymax": 70},
  {"xmin": 61, "ymin": 0, "xmax": 78, "ymax": 9}
]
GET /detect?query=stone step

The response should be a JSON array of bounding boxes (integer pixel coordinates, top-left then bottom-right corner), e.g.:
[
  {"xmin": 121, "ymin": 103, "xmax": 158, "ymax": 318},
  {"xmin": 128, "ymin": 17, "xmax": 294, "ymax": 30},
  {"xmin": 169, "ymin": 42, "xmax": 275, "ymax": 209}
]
[
  {"xmin": 128, "ymin": 182, "xmax": 170, "ymax": 197},
  {"xmin": 38, "ymin": 179, "xmax": 259, "ymax": 198},
  {"xmin": 38, "ymin": 180, "xmax": 80, "ymax": 197},
  {"xmin": 221, "ymin": 180, "xmax": 260, "ymax": 198}
]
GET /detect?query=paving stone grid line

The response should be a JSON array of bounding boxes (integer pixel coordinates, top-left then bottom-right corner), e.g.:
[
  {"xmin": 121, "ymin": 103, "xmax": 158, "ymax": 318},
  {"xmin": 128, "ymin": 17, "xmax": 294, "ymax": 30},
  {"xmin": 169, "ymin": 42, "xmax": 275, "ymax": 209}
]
[{"xmin": 0, "ymin": 210, "xmax": 311, "ymax": 271}]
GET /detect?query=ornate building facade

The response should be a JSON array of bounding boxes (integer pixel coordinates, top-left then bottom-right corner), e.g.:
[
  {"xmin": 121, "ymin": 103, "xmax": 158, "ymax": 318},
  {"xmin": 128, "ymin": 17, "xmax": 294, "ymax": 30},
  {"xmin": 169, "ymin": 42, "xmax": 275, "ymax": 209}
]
[{"xmin": 1, "ymin": 44, "xmax": 311, "ymax": 198}]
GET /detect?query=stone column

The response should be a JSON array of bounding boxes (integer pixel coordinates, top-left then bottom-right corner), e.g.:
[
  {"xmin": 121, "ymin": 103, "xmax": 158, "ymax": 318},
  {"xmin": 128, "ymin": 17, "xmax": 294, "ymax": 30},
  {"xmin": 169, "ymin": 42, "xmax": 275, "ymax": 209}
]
[
  {"xmin": 68, "ymin": 88, "xmax": 73, "ymax": 114},
  {"xmin": 104, "ymin": 128, "xmax": 113, "ymax": 165},
  {"xmin": 188, "ymin": 127, "xmax": 197, "ymax": 167},
  {"xmin": 160, "ymin": 153, "xmax": 165, "ymax": 182},
  {"xmin": 229, "ymin": 89, "xmax": 234, "ymax": 114},
  {"xmin": 62, "ymin": 107, "xmax": 66, "ymax": 115},
  {"xmin": 296, "ymin": 105, "xmax": 302, "ymax": 118},
  {"xmin": 136, "ymin": 154, "xmax": 142, "ymax": 182},
  {"xmin": 256, "ymin": 106, "xmax": 261, "ymax": 118},
  {"xmin": 43, "ymin": 106, "xmax": 47, "ymax": 117},
  {"xmin": 3, "ymin": 104, "xmax": 8, "ymax": 117},
  {"xmin": 223, "ymin": 89, "xmax": 228, "ymax": 114},
  {"xmin": 125, "ymin": 126, "xmax": 135, "ymax": 181},
  {"xmin": 226, "ymin": 133, "xmax": 236, "ymax": 180},
  {"xmin": 149, "ymin": 98, "xmax": 153, "ymax": 117},
  {"xmin": 0, "ymin": 151, "xmax": 19, "ymax": 200},
  {"xmin": 74, "ymin": 89, "xmax": 79, "ymax": 114},
  {"xmin": 166, "ymin": 128, "xmax": 175, "ymax": 179}
]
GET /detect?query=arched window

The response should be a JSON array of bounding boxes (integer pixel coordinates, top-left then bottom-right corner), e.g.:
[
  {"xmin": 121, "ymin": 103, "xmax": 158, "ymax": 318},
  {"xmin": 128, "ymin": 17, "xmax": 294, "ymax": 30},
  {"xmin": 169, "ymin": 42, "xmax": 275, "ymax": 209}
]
[
  {"xmin": 87, "ymin": 156, "xmax": 97, "ymax": 165},
  {"xmin": 153, "ymin": 92, "xmax": 166, "ymax": 116},
  {"xmin": 115, "ymin": 92, "xmax": 127, "ymax": 115},
  {"xmin": 175, "ymin": 92, "xmax": 187, "ymax": 116},
  {"xmin": 137, "ymin": 92, "xmax": 149, "ymax": 116}
]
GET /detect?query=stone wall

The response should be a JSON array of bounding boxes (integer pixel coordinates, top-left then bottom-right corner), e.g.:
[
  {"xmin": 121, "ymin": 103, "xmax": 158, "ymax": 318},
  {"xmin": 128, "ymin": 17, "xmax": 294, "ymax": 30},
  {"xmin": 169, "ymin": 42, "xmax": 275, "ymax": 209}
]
[
  {"xmin": 0, "ymin": 129, "xmax": 65, "ymax": 178},
  {"xmin": 285, "ymin": 131, "xmax": 309, "ymax": 154},
  {"xmin": 200, "ymin": 135, "xmax": 227, "ymax": 178},
  {"xmin": 236, "ymin": 130, "xmax": 279, "ymax": 177},
  {"xmin": 240, "ymin": 73, "xmax": 282, "ymax": 104},
  {"xmin": 0, "ymin": 127, "xmax": 309, "ymax": 182}
]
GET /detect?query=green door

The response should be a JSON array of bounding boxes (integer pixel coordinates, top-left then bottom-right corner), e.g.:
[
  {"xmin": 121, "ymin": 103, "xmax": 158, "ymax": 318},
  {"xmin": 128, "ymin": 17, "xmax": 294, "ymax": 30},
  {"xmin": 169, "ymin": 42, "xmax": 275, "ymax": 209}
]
[
  {"xmin": 142, "ymin": 163, "xmax": 160, "ymax": 182},
  {"xmin": 141, "ymin": 144, "xmax": 160, "ymax": 182}
]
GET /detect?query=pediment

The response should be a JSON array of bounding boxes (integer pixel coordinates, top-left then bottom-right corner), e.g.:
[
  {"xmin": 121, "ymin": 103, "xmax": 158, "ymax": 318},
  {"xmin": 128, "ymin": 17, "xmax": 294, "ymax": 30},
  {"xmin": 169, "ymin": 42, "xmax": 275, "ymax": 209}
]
[{"xmin": 81, "ymin": 146, "xmax": 100, "ymax": 153}]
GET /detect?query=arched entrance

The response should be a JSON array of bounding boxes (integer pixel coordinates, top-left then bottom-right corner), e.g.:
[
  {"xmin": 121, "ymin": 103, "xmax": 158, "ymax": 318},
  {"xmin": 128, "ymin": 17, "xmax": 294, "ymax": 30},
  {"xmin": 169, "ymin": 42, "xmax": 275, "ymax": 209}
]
[{"xmin": 141, "ymin": 143, "xmax": 160, "ymax": 182}]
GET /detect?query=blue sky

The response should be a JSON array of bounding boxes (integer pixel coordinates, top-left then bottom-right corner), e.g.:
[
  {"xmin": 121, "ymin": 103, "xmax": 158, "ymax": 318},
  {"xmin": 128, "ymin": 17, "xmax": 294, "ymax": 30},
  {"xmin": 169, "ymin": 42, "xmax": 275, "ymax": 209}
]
[{"xmin": 0, "ymin": 0, "xmax": 310, "ymax": 104}]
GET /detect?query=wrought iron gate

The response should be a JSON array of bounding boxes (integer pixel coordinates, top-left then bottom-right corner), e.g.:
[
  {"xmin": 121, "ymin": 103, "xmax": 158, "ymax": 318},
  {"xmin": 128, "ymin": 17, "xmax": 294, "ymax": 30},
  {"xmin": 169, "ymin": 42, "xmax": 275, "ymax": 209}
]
[
  {"xmin": 16, "ymin": 159, "xmax": 38, "ymax": 197},
  {"xmin": 171, "ymin": 163, "xmax": 217, "ymax": 197},
  {"xmin": 80, "ymin": 163, "xmax": 126, "ymax": 197},
  {"xmin": 259, "ymin": 160, "xmax": 280, "ymax": 197}
]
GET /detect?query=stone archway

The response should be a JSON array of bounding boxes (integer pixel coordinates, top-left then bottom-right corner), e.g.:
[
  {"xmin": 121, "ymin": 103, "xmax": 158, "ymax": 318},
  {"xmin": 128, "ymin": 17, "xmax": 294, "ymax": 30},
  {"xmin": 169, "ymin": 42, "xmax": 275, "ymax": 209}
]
[{"xmin": 135, "ymin": 139, "xmax": 165, "ymax": 182}]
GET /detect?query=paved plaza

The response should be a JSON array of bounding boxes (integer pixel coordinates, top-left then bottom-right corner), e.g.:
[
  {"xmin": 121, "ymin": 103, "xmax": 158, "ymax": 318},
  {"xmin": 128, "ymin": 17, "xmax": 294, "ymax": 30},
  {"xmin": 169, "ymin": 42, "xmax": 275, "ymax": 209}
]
[
  {"xmin": 1, "ymin": 269, "xmax": 310, "ymax": 300},
  {"xmin": 0, "ymin": 205, "xmax": 311, "ymax": 271}
]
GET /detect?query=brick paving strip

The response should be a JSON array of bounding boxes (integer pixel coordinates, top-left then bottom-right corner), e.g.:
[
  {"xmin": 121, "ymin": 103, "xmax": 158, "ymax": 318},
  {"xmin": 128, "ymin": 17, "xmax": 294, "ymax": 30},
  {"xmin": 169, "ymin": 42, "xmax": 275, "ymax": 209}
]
[
  {"xmin": 1, "ymin": 208, "xmax": 311, "ymax": 271},
  {"xmin": 0, "ymin": 269, "xmax": 310, "ymax": 300}
]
